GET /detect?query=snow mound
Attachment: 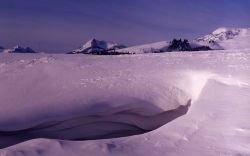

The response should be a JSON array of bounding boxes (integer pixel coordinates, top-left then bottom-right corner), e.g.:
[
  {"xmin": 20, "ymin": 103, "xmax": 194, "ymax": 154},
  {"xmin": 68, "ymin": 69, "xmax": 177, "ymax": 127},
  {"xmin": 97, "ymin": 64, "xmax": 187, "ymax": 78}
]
[
  {"xmin": 195, "ymin": 27, "xmax": 250, "ymax": 50},
  {"xmin": 0, "ymin": 53, "xmax": 194, "ymax": 148},
  {"xmin": 69, "ymin": 39, "xmax": 126, "ymax": 54},
  {"xmin": 1, "ymin": 50, "xmax": 250, "ymax": 156}
]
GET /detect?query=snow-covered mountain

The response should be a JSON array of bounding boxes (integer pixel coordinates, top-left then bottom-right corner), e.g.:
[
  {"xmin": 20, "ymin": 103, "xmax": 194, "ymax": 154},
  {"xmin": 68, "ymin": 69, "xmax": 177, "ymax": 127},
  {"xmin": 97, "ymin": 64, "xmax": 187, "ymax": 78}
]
[
  {"xmin": 195, "ymin": 27, "xmax": 250, "ymax": 50},
  {"xmin": 69, "ymin": 39, "xmax": 126, "ymax": 54},
  {"xmin": 66, "ymin": 27, "xmax": 250, "ymax": 55},
  {"xmin": 2, "ymin": 45, "xmax": 37, "ymax": 53},
  {"xmin": 118, "ymin": 40, "xmax": 211, "ymax": 54},
  {"xmin": 117, "ymin": 41, "xmax": 171, "ymax": 54}
]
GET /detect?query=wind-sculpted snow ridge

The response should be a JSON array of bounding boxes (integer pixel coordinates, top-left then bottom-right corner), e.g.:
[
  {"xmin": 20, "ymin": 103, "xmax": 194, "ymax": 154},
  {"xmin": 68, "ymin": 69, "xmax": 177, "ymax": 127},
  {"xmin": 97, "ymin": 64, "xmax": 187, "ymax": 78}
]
[
  {"xmin": 0, "ymin": 100, "xmax": 191, "ymax": 149},
  {"xmin": 0, "ymin": 53, "xmax": 194, "ymax": 149},
  {"xmin": 0, "ymin": 51, "xmax": 250, "ymax": 156}
]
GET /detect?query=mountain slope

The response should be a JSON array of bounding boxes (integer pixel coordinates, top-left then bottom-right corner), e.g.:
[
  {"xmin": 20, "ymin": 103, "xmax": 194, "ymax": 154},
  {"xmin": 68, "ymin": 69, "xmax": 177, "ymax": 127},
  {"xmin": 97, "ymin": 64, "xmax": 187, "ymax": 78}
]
[
  {"xmin": 118, "ymin": 40, "xmax": 211, "ymax": 54},
  {"xmin": 2, "ymin": 45, "xmax": 37, "ymax": 53},
  {"xmin": 69, "ymin": 39, "xmax": 126, "ymax": 54},
  {"xmin": 117, "ymin": 41, "xmax": 170, "ymax": 54},
  {"xmin": 68, "ymin": 27, "xmax": 250, "ymax": 55},
  {"xmin": 195, "ymin": 27, "xmax": 250, "ymax": 50}
]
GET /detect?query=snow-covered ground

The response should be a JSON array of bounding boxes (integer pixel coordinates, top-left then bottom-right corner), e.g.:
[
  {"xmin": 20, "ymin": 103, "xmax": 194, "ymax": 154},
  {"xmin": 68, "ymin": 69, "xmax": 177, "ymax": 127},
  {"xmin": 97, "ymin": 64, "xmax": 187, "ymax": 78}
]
[{"xmin": 0, "ymin": 50, "xmax": 250, "ymax": 156}]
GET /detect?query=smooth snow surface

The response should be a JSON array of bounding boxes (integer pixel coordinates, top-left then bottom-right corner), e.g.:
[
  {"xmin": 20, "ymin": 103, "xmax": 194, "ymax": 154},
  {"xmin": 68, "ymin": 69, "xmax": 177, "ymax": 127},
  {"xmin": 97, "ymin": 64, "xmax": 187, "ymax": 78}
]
[{"xmin": 0, "ymin": 50, "xmax": 250, "ymax": 156}]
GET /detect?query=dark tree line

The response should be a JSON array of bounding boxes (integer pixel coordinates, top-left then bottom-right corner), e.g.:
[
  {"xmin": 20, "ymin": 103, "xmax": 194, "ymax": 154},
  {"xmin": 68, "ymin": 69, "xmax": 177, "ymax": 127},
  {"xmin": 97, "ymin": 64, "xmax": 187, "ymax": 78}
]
[
  {"xmin": 167, "ymin": 39, "xmax": 192, "ymax": 51},
  {"xmin": 167, "ymin": 39, "xmax": 211, "ymax": 52}
]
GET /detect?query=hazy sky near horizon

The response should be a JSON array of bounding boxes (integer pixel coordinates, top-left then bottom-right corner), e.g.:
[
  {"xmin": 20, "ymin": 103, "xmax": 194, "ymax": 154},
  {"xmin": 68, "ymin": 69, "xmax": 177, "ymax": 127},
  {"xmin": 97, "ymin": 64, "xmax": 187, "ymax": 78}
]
[{"xmin": 0, "ymin": 0, "xmax": 250, "ymax": 53}]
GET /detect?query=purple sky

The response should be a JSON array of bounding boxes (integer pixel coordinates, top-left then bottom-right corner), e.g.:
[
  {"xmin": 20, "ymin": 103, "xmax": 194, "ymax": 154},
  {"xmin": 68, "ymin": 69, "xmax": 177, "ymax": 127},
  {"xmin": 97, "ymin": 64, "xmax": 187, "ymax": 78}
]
[{"xmin": 1, "ymin": 0, "xmax": 250, "ymax": 53}]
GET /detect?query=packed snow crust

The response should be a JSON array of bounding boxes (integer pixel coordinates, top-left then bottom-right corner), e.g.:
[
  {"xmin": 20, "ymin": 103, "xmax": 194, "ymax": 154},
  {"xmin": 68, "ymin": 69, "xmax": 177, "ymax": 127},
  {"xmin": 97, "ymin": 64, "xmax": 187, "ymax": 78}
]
[{"xmin": 0, "ymin": 50, "xmax": 250, "ymax": 156}]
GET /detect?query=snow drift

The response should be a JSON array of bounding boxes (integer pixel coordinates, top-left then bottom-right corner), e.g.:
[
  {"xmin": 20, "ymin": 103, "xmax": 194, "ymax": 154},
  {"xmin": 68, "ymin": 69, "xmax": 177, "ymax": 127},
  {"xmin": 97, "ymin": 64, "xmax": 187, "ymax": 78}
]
[
  {"xmin": 0, "ymin": 53, "xmax": 193, "ymax": 149},
  {"xmin": 0, "ymin": 50, "xmax": 250, "ymax": 156}
]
